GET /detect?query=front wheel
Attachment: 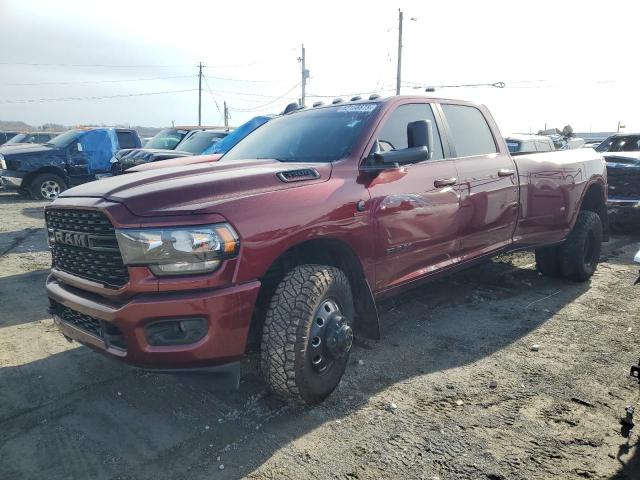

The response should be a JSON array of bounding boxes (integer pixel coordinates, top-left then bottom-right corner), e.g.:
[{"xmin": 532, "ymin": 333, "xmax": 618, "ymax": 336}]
[
  {"xmin": 558, "ymin": 211, "xmax": 603, "ymax": 282},
  {"xmin": 29, "ymin": 173, "xmax": 67, "ymax": 201},
  {"xmin": 260, "ymin": 264, "xmax": 354, "ymax": 405}
]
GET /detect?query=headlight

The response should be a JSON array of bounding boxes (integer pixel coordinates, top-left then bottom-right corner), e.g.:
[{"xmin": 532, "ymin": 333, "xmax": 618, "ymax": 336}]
[
  {"xmin": 0, "ymin": 154, "xmax": 6, "ymax": 170},
  {"xmin": 115, "ymin": 223, "xmax": 239, "ymax": 276}
]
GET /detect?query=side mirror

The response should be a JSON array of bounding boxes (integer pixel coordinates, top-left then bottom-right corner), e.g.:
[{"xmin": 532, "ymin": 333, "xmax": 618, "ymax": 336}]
[
  {"xmin": 361, "ymin": 119, "xmax": 433, "ymax": 172},
  {"xmin": 76, "ymin": 142, "xmax": 83, "ymax": 152},
  {"xmin": 407, "ymin": 119, "xmax": 433, "ymax": 157}
]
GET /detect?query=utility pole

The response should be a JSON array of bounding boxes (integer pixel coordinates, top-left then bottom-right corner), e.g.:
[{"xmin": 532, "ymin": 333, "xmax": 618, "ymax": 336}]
[
  {"xmin": 224, "ymin": 101, "xmax": 229, "ymax": 127},
  {"xmin": 396, "ymin": 9, "xmax": 403, "ymax": 96},
  {"xmin": 299, "ymin": 44, "xmax": 308, "ymax": 107},
  {"xmin": 198, "ymin": 62, "xmax": 203, "ymax": 126}
]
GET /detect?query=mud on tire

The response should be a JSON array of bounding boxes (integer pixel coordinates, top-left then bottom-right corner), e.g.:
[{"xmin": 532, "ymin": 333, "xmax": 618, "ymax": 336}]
[
  {"xmin": 260, "ymin": 264, "xmax": 354, "ymax": 405},
  {"xmin": 558, "ymin": 210, "xmax": 603, "ymax": 282}
]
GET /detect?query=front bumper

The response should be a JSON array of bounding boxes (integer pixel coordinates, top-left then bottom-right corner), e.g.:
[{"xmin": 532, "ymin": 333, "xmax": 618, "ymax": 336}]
[
  {"xmin": 0, "ymin": 169, "xmax": 24, "ymax": 188},
  {"xmin": 47, "ymin": 275, "xmax": 261, "ymax": 369},
  {"xmin": 608, "ymin": 198, "xmax": 640, "ymax": 224}
]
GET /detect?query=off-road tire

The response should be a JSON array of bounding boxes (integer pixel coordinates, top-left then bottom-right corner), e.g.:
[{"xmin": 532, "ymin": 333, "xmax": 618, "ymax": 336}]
[
  {"xmin": 260, "ymin": 264, "xmax": 354, "ymax": 405},
  {"xmin": 558, "ymin": 211, "xmax": 602, "ymax": 282},
  {"xmin": 535, "ymin": 246, "xmax": 561, "ymax": 277},
  {"xmin": 29, "ymin": 173, "xmax": 67, "ymax": 201}
]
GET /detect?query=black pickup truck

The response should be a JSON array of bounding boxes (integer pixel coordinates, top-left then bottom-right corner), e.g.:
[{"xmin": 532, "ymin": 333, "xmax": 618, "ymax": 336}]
[
  {"xmin": 604, "ymin": 153, "xmax": 640, "ymax": 228},
  {"xmin": 0, "ymin": 128, "xmax": 141, "ymax": 200}
]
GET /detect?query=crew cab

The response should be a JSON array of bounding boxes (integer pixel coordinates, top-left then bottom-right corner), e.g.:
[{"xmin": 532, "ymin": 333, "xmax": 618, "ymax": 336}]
[
  {"xmin": 0, "ymin": 128, "xmax": 141, "ymax": 200},
  {"xmin": 45, "ymin": 96, "xmax": 608, "ymax": 405}
]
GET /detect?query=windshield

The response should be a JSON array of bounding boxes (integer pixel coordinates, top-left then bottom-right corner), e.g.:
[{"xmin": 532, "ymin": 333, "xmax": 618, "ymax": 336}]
[
  {"xmin": 47, "ymin": 129, "xmax": 82, "ymax": 148},
  {"xmin": 176, "ymin": 131, "xmax": 228, "ymax": 154},
  {"xmin": 144, "ymin": 128, "xmax": 189, "ymax": 149},
  {"xmin": 596, "ymin": 135, "xmax": 640, "ymax": 153},
  {"xmin": 223, "ymin": 103, "xmax": 379, "ymax": 163},
  {"xmin": 6, "ymin": 134, "xmax": 28, "ymax": 144}
]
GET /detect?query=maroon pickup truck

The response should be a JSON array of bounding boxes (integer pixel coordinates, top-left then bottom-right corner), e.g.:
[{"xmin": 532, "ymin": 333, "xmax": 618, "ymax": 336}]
[{"xmin": 45, "ymin": 96, "xmax": 608, "ymax": 404}]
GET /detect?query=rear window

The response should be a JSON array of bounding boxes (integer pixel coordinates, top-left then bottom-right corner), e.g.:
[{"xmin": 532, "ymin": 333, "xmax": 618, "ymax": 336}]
[
  {"xmin": 442, "ymin": 104, "xmax": 497, "ymax": 157},
  {"xmin": 506, "ymin": 140, "xmax": 521, "ymax": 153},
  {"xmin": 116, "ymin": 131, "xmax": 138, "ymax": 149}
]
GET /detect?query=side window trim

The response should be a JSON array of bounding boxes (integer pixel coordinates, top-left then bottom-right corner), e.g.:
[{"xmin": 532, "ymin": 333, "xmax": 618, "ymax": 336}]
[{"xmin": 432, "ymin": 103, "xmax": 455, "ymax": 158}]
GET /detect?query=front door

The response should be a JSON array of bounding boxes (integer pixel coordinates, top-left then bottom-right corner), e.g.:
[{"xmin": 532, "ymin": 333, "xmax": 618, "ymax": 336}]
[
  {"xmin": 367, "ymin": 103, "xmax": 461, "ymax": 292},
  {"xmin": 439, "ymin": 103, "xmax": 519, "ymax": 260}
]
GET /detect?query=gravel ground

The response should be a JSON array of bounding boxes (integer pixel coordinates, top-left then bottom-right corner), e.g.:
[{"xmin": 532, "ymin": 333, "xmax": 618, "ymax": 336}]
[{"xmin": 0, "ymin": 189, "xmax": 639, "ymax": 480}]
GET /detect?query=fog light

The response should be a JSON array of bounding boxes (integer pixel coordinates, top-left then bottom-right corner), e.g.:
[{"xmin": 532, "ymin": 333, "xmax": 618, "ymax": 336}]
[{"xmin": 145, "ymin": 318, "xmax": 207, "ymax": 346}]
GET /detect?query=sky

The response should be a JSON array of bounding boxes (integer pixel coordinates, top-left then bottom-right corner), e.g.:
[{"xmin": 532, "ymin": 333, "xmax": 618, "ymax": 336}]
[{"xmin": 1, "ymin": 0, "xmax": 639, "ymax": 134}]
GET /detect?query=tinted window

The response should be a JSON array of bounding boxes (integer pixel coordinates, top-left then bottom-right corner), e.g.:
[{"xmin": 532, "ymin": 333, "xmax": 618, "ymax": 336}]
[
  {"xmin": 441, "ymin": 104, "xmax": 497, "ymax": 157},
  {"xmin": 376, "ymin": 103, "xmax": 444, "ymax": 159},
  {"xmin": 224, "ymin": 104, "xmax": 379, "ymax": 163},
  {"xmin": 116, "ymin": 131, "xmax": 138, "ymax": 149}
]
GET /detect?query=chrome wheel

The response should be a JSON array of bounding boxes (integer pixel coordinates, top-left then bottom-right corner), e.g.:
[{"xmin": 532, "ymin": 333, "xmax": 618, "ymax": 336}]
[{"xmin": 40, "ymin": 180, "xmax": 61, "ymax": 199}]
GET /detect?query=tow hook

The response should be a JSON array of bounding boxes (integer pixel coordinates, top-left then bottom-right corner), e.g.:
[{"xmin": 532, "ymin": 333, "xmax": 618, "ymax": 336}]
[
  {"xmin": 631, "ymin": 358, "xmax": 640, "ymax": 381},
  {"xmin": 620, "ymin": 358, "xmax": 640, "ymax": 436}
]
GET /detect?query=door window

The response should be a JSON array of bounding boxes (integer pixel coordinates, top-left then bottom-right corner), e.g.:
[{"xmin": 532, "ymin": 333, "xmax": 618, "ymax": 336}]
[
  {"xmin": 441, "ymin": 104, "xmax": 497, "ymax": 157},
  {"xmin": 116, "ymin": 131, "xmax": 138, "ymax": 149},
  {"xmin": 376, "ymin": 104, "xmax": 444, "ymax": 160}
]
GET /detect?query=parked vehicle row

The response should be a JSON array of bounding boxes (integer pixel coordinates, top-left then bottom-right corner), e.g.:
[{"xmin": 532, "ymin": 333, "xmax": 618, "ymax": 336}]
[
  {"xmin": 44, "ymin": 95, "xmax": 608, "ymax": 405},
  {"xmin": 0, "ymin": 127, "xmax": 141, "ymax": 199}
]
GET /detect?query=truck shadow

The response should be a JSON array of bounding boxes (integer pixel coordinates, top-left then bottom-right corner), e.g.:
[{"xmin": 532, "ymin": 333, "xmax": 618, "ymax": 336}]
[
  {"xmin": 0, "ymin": 255, "xmax": 597, "ymax": 480},
  {"xmin": 0, "ymin": 269, "xmax": 50, "ymax": 328},
  {"xmin": 0, "ymin": 228, "xmax": 49, "ymax": 255}
]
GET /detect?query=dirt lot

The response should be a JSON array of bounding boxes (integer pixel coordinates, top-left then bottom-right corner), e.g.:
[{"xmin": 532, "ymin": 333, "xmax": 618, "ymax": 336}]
[{"xmin": 0, "ymin": 189, "xmax": 639, "ymax": 480}]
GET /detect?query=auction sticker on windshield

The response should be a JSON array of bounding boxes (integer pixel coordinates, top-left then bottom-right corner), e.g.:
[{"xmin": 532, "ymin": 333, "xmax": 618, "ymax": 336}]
[{"xmin": 337, "ymin": 103, "xmax": 378, "ymax": 113}]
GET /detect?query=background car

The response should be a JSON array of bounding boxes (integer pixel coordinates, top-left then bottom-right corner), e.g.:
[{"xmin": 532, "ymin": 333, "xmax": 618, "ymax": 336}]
[{"xmin": 5, "ymin": 132, "xmax": 61, "ymax": 145}]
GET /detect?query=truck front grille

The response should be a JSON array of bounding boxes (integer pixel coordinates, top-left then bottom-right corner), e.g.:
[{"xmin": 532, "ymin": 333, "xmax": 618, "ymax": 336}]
[
  {"xmin": 57, "ymin": 302, "xmax": 103, "ymax": 338},
  {"xmin": 606, "ymin": 164, "xmax": 640, "ymax": 199},
  {"xmin": 45, "ymin": 208, "xmax": 129, "ymax": 289},
  {"xmin": 53, "ymin": 301, "xmax": 126, "ymax": 350}
]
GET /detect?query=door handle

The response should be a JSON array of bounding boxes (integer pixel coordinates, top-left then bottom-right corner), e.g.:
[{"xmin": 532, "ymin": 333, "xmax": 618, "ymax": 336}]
[
  {"xmin": 434, "ymin": 177, "xmax": 457, "ymax": 188},
  {"xmin": 498, "ymin": 169, "xmax": 515, "ymax": 177}
]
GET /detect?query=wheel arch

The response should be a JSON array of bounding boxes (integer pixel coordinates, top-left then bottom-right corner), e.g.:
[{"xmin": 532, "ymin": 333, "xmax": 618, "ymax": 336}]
[
  {"xmin": 246, "ymin": 237, "xmax": 380, "ymax": 352},
  {"xmin": 579, "ymin": 179, "xmax": 609, "ymax": 242},
  {"xmin": 23, "ymin": 166, "xmax": 68, "ymax": 190}
]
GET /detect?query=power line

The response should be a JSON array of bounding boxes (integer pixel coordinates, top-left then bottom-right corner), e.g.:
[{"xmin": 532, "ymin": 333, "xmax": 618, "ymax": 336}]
[
  {"xmin": 202, "ymin": 76, "xmax": 224, "ymax": 124},
  {"xmin": 307, "ymin": 88, "xmax": 395, "ymax": 99},
  {"xmin": 0, "ymin": 62, "xmax": 195, "ymax": 68},
  {"xmin": 3, "ymin": 75, "xmax": 195, "ymax": 86},
  {"xmin": 0, "ymin": 88, "xmax": 198, "ymax": 104},
  {"xmin": 228, "ymin": 84, "xmax": 300, "ymax": 112}
]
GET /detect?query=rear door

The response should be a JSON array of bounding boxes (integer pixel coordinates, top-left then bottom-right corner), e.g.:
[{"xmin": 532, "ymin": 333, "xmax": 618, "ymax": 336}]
[
  {"xmin": 439, "ymin": 103, "xmax": 518, "ymax": 260},
  {"xmin": 368, "ymin": 102, "xmax": 461, "ymax": 291}
]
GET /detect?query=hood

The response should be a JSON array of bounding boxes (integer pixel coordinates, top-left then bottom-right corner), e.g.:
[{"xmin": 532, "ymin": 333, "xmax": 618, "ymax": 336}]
[
  {"xmin": 0, "ymin": 142, "xmax": 57, "ymax": 157},
  {"xmin": 113, "ymin": 148, "xmax": 193, "ymax": 172},
  {"xmin": 128, "ymin": 153, "xmax": 223, "ymax": 173},
  {"xmin": 59, "ymin": 159, "xmax": 332, "ymax": 216}
]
